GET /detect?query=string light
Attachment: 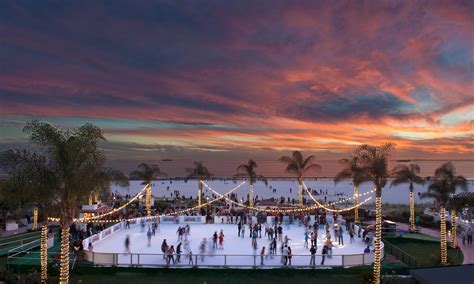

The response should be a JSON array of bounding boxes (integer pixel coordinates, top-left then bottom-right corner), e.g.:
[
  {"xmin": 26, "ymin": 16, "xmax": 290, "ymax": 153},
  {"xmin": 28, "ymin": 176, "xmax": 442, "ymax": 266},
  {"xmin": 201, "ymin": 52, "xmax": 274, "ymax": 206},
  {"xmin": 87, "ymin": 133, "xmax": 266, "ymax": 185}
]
[
  {"xmin": 40, "ymin": 224, "xmax": 48, "ymax": 283},
  {"xmin": 409, "ymin": 191, "xmax": 415, "ymax": 232},
  {"xmin": 48, "ymin": 181, "xmax": 247, "ymax": 223},
  {"xmin": 440, "ymin": 207, "xmax": 447, "ymax": 265},
  {"xmin": 373, "ymin": 195, "xmax": 382, "ymax": 284},
  {"xmin": 302, "ymin": 182, "xmax": 375, "ymax": 212},
  {"xmin": 354, "ymin": 186, "xmax": 359, "ymax": 224},
  {"xmin": 202, "ymin": 181, "xmax": 373, "ymax": 214},
  {"xmin": 80, "ymin": 185, "xmax": 147, "ymax": 221},
  {"xmin": 49, "ymin": 180, "xmax": 375, "ymax": 224},
  {"xmin": 33, "ymin": 207, "xmax": 38, "ymax": 230},
  {"xmin": 59, "ymin": 226, "xmax": 69, "ymax": 284},
  {"xmin": 451, "ymin": 209, "xmax": 457, "ymax": 249}
]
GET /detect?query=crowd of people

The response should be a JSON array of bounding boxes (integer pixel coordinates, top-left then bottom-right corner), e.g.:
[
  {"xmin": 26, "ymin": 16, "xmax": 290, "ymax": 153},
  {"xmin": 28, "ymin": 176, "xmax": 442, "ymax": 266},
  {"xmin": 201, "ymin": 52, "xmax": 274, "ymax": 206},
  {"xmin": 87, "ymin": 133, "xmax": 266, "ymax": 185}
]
[{"xmin": 116, "ymin": 210, "xmax": 373, "ymax": 267}]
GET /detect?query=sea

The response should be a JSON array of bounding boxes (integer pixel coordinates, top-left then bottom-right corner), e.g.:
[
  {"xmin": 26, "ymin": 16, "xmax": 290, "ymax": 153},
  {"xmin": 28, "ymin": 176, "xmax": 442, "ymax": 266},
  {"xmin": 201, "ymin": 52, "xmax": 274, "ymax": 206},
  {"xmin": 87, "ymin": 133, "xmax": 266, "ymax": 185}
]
[{"xmin": 110, "ymin": 160, "xmax": 473, "ymax": 205}]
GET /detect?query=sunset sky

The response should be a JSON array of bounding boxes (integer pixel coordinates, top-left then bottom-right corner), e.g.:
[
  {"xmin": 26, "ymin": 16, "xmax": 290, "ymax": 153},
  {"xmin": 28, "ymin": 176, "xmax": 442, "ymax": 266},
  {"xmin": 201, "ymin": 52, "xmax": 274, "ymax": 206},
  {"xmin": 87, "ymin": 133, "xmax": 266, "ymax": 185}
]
[{"xmin": 0, "ymin": 1, "xmax": 473, "ymax": 166}]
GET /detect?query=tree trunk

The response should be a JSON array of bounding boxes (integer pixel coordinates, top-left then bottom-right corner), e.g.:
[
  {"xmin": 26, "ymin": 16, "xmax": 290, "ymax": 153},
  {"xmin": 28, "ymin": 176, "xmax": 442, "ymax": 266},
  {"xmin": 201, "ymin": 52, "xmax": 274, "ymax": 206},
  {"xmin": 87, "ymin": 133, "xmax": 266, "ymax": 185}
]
[
  {"xmin": 40, "ymin": 221, "xmax": 48, "ymax": 283},
  {"xmin": 33, "ymin": 206, "xmax": 38, "ymax": 230},
  {"xmin": 373, "ymin": 190, "xmax": 382, "ymax": 284},
  {"xmin": 145, "ymin": 183, "xmax": 151, "ymax": 217},
  {"xmin": 409, "ymin": 189, "xmax": 415, "ymax": 232},
  {"xmin": 353, "ymin": 186, "xmax": 359, "ymax": 224},
  {"xmin": 451, "ymin": 209, "xmax": 457, "ymax": 249},
  {"xmin": 198, "ymin": 179, "xmax": 202, "ymax": 207},
  {"xmin": 298, "ymin": 178, "xmax": 303, "ymax": 208},
  {"xmin": 440, "ymin": 207, "xmax": 447, "ymax": 265},
  {"xmin": 249, "ymin": 182, "xmax": 254, "ymax": 208},
  {"xmin": 59, "ymin": 224, "xmax": 70, "ymax": 284}
]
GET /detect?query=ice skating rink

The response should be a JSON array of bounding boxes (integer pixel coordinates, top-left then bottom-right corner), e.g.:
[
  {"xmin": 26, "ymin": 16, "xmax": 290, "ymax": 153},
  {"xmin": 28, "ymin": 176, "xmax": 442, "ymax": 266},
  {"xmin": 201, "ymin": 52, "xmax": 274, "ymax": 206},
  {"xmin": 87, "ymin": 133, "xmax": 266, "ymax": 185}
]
[{"xmin": 87, "ymin": 222, "xmax": 378, "ymax": 267}]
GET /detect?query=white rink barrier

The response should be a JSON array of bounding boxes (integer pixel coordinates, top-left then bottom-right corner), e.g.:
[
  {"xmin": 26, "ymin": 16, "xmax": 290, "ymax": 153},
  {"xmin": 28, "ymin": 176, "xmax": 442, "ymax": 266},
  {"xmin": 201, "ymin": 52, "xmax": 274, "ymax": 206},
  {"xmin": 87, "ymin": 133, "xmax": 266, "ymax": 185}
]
[{"xmin": 83, "ymin": 244, "xmax": 383, "ymax": 268}]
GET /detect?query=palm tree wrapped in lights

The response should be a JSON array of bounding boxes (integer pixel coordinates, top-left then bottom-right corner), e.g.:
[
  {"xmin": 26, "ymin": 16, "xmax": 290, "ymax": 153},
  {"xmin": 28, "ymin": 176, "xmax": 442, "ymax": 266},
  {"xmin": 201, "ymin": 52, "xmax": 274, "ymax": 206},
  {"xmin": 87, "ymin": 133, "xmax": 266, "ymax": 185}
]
[
  {"xmin": 334, "ymin": 156, "xmax": 365, "ymax": 224},
  {"xmin": 353, "ymin": 143, "xmax": 394, "ymax": 284},
  {"xmin": 391, "ymin": 163, "xmax": 424, "ymax": 232},
  {"xmin": 421, "ymin": 162, "xmax": 467, "ymax": 264},
  {"xmin": 21, "ymin": 120, "xmax": 112, "ymax": 284},
  {"xmin": 235, "ymin": 159, "xmax": 268, "ymax": 208},
  {"xmin": 279, "ymin": 151, "xmax": 321, "ymax": 207},
  {"xmin": 449, "ymin": 192, "xmax": 474, "ymax": 248},
  {"xmin": 130, "ymin": 163, "xmax": 167, "ymax": 217},
  {"xmin": 185, "ymin": 161, "xmax": 212, "ymax": 207}
]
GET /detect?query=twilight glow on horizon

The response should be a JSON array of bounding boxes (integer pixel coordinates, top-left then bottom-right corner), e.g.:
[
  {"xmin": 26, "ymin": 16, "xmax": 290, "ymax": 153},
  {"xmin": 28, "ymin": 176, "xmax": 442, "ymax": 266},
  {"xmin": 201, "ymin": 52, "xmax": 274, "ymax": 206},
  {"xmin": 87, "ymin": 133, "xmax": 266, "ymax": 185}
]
[{"xmin": 0, "ymin": 1, "xmax": 473, "ymax": 164}]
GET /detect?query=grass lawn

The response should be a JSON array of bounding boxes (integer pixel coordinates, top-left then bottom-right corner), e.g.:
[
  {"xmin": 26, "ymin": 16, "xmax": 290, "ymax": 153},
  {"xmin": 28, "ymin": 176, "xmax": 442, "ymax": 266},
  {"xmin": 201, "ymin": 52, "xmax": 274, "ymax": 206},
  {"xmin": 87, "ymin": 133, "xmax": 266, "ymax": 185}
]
[
  {"xmin": 69, "ymin": 268, "xmax": 368, "ymax": 284},
  {"xmin": 384, "ymin": 234, "xmax": 463, "ymax": 267}
]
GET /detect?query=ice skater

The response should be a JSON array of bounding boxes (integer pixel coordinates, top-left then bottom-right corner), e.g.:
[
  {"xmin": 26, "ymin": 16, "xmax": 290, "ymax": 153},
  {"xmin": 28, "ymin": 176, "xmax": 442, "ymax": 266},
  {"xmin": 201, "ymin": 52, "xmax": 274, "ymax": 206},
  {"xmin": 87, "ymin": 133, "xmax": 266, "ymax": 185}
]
[
  {"xmin": 218, "ymin": 230, "xmax": 225, "ymax": 250},
  {"xmin": 304, "ymin": 231, "xmax": 309, "ymax": 249},
  {"xmin": 166, "ymin": 245, "xmax": 176, "ymax": 265},
  {"xmin": 147, "ymin": 228, "xmax": 152, "ymax": 247},
  {"xmin": 310, "ymin": 245, "xmax": 316, "ymax": 266},
  {"xmin": 124, "ymin": 235, "xmax": 131, "ymax": 254},
  {"xmin": 161, "ymin": 239, "xmax": 168, "ymax": 259},
  {"xmin": 176, "ymin": 242, "xmax": 182, "ymax": 263},
  {"xmin": 212, "ymin": 231, "xmax": 218, "ymax": 249},
  {"xmin": 199, "ymin": 238, "xmax": 207, "ymax": 262},
  {"xmin": 188, "ymin": 251, "xmax": 194, "ymax": 265},
  {"xmin": 260, "ymin": 246, "xmax": 265, "ymax": 265}
]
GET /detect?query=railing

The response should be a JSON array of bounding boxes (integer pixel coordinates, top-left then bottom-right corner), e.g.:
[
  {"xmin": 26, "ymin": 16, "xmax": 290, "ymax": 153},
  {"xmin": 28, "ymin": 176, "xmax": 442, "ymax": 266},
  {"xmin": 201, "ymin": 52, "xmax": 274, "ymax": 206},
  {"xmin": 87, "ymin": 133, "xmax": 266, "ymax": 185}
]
[
  {"xmin": 83, "ymin": 248, "xmax": 383, "ymax": 268},
  {"xmin": 382, "ymin": 239, "xmax": 417, "ymax": 268}
]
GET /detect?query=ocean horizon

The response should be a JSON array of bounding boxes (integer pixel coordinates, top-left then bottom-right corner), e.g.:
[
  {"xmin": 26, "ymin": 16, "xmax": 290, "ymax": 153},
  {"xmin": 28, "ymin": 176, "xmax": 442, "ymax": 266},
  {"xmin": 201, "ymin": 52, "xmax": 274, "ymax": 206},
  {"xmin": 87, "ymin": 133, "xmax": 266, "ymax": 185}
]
[{"xmin": 110, "ymin": 159, "xmax": 474, "ymax": 179}]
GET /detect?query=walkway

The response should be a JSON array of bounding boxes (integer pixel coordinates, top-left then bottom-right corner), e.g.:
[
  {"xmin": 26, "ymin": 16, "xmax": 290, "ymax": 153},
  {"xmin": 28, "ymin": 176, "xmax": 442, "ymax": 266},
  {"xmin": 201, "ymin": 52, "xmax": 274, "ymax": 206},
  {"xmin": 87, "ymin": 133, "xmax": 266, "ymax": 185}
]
[{"xmin": 396, "ymin": 222, "xmax": 474, "ymax": 265}]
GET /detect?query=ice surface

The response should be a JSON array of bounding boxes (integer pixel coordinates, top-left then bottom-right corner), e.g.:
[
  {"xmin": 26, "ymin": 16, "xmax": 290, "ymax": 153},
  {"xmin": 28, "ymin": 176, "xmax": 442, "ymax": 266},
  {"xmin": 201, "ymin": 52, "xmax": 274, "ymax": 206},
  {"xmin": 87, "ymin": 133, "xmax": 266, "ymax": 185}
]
[{"xmin": 90, "ymin": 222, "xmax": 374, "ymax": 267}]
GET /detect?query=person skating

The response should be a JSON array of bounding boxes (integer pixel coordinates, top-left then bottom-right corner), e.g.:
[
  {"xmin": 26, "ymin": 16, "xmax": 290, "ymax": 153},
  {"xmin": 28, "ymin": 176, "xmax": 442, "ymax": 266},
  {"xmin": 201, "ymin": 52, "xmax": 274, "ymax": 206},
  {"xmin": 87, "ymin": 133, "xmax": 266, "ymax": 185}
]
[
  {"xmin": 147, "ymin": 227, "xmax": 152, "ymax": 247},
  {"xmin": 309, "ymin": 245, "xmax": 316, "ymax": 266},
  {"xmin": 260, "ymin": 246, "xmax": 265, "ymax": 265},
  {"xmin": 124, "ymin": 235, "xmax": 131, "ymax": 254},
  {"xmin": 212, "ymin": 231, "xmax": 218, "ymax": 249},
  {"xmin": 277, "ymin": 225, "xmax": 283, "ymax": 241},
  {"xmin": 338, "ymin": 226, "xmax": 344, "ymax": 245},
  {"xmin": 304, "ymin": 231, "xmax": 309, "ymax": 248},
  {"xmin": 199, "ymin": 238, "xmax": 207, "ymax": 262},
  {"xmin": 188, "ymin": 251, "xmax": 194, "ymax": 265},
  {"xmin": 287, "ymin": 246, "xmax": 292, "ymax": 265},
  {"xmin": 321, "ymin": 245, "xmax": 328, "ymax": 265},
  {"xmin": 282, "ymin": 245, "xmax": 289, "ymax": 265},
  {"xmin": 251, "ymin": 229, "xmax": 258, "ymax": 248},
  {"xmin": 166, "ymin": 245, "xmax": 175, "ymax": 265},
  {"xmin": 241, "ymin": 225, "xmax": 245, "ymax": 238},
  {"xmin": 176, "ymin": 242, "xmax": 182, "ymax": 263},
  {"xmin": 218, "ymin": 230, "xmax": 225, "ymax": 250},
  {"xmin": 238, "ymin": 223, "xmax": 242, "ymax": 237},
  {"xmin": 161, "ymin": 239, "xmax": 168, "ymax": 260}
]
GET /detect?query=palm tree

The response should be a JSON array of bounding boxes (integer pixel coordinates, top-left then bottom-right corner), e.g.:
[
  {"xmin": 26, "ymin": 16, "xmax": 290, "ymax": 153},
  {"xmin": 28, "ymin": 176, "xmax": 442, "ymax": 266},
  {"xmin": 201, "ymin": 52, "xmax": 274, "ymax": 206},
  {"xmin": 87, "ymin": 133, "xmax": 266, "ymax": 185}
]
[
  {"xmin": 235, "ymin": 159, "xmax": 268, "ymax": 207},
  {"xmin": 87, "ymin": 168, "xmax": 129, "ymax": 214},
  {"xmin": 129, "ymin": 163, "xmax": 167, "ymax": 217},
  {"xmin": 0, "ymin": 149, "xmax": 58, "ymax": 283},
  {"xmin": 185, "ymin": 161, "xmax": 212, "ymax": 207},
  {"xmin": 353, "ymin": 143, "xmax": 394, "ymax": 284},
  {"xmin": 334, "ymin": 156, "xmax": 365, "ymax": 223},
  {"xmin": 449, "ymin": 192, "xmax": 474, "ymax": 248},
  {"xmin": 391, "ymin": 163, "xmax": 424, "ymax": 232},
  {"xmin": 23, "ymin": 120, "xmax": 108, "ymax": 284},
  {"xmin": 420, "ymin": 162, "xmax": 467, "ymax": 265},
  {"xmin": 279, "ymin": 151, "xmax": 321, "ymax": 207}
]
